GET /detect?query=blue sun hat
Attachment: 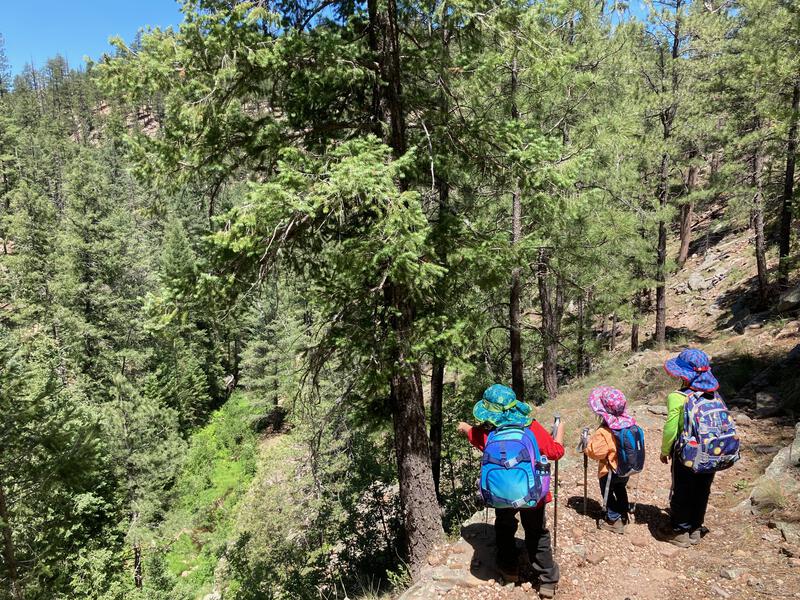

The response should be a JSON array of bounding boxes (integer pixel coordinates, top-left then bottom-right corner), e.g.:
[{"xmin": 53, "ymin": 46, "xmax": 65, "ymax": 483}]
[
  {"xmin": 472, "ymin": 384, "xmax": 533, "ymax": 428},
  {"xmin": 664, "ymin": 348, "xmax": 720, "ymax": 392}
]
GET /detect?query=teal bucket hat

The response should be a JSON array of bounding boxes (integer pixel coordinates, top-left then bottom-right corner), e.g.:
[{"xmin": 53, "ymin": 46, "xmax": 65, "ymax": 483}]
[{"xmin": 472, "ymin": 384, "xmax": 533, "ymax": 428}]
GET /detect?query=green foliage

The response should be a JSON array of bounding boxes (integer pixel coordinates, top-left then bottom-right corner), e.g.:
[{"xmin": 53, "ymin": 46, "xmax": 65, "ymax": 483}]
[{"xmin": 2, "ymin": 0, "xmax": 800, "ymax": 597}]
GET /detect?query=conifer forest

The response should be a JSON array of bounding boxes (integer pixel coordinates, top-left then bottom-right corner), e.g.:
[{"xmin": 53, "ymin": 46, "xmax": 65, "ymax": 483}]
[{"xmin": 1, "ymin": 1, "xmax": 799, "ymax": 599}]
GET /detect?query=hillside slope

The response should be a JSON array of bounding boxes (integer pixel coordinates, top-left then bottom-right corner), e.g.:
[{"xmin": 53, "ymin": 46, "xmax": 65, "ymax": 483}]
[{"xmin": 400, "ymin": 216, "xmax": 800, "ymax": 600}]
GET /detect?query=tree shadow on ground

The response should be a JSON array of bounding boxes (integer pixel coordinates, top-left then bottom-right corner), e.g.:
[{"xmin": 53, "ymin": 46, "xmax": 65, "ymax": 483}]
[
  {"xmin": 638, "ymin": 326, "xmax": 713, "ymax": 352},
  {"xmin": 712, "ymin": 272, "xmax": 787, "ymax": 330},
  {"xmin": 461, "ymin": 522, "xmax": 498, "ymax": 582},
  {"xmin": 686, "ymin": 214, "xmax": 732, "ymax": 257},
  {"xmin": 565, "ymin": 495, "xmax": 672, "ymax": 541},
  {"xmin": 461, "ymin": 521, "xmax": 540, "ymax": 585}
]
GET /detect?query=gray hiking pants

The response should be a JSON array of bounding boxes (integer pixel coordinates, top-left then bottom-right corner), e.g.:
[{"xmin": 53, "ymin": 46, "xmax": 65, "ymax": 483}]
[{"xmin": 495, "ymin": 503, "xmax": 560, "ymax": 584}]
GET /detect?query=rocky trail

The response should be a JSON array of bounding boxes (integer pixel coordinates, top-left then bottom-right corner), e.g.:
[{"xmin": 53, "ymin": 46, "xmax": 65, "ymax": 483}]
[
  {"xmin": 402, "ymin": 398, "xmax": 800, "ymax": 600},
  {"xmin": 401, "ymin": 211, "xmax": 800, "ymax": 599}
]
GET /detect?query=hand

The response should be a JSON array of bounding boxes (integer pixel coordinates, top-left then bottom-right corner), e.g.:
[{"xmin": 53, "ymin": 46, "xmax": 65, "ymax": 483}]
[
  {"xmin": 554, "ymin": 421, "xmax": 565, "ymax": 445},
  {"xmin": 660, "ymin": 454, "xmax": 669, "ymax": 464},
  {"xmin": 457, "ymin": 421, "xmax": 471, "ymax": 437}
]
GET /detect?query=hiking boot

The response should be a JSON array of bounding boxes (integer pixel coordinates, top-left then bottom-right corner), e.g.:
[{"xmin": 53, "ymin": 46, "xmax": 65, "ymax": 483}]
[
  {"xmin": 689, "ymin": 526, "xmax": 708, "ymax": 545},
  {"xmin": 665, "ymin": 530, "xmax": 691, "ymax": 548},
  {"xmin": 597, "ymin": 518, "xmax": 625, "ymax": 535},
  {"xmin": 538, "ymin": 582, "xmax": 556, "ymax": 598},
  {"xmin": 497, "ymin": 564, "xmax": 519, "ymax": 584}
]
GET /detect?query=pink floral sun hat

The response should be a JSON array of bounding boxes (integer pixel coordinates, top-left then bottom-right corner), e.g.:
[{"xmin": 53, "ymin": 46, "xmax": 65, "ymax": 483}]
[{"xmin": 587, "ymin": 386, "xmax": 636, "ymax": 431}]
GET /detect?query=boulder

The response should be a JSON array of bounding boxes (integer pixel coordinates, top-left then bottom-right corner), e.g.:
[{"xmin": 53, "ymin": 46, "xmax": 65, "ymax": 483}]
[
  {"xmin": 777, "ymin": 284, "xmax": 800, "ymax": 313},
  {"xmin": 688, "ymin": 272, "xmax": 711, "ymax": 291}
]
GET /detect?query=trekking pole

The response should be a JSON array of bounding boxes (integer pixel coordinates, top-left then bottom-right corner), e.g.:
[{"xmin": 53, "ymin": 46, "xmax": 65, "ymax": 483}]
[
  {"xmin": 576, "ymin": 426, "xmax": 590, "ymax": 515},
  {"xmin": 551, "ymin": 413, "xmax": 561, "ymax": 553}
]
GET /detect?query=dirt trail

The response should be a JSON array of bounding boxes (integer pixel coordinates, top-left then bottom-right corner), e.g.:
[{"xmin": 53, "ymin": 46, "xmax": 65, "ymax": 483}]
[
  {"xmin": 400, "ymin": 206, "xmax": 800, "ymax": 600},
  {"xmin": 402, "ymin": 395, "xmax": 799, "ymax": 600}
]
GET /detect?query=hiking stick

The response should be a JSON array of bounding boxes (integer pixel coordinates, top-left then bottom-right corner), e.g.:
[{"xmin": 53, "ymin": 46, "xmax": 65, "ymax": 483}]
[
  {"xmin": 576, "ymin": 426, "xmax": 590, "ymax": 515},
  {"xmin": 551, "ymin": 414, "xmax": 561, "ymax": 553}
]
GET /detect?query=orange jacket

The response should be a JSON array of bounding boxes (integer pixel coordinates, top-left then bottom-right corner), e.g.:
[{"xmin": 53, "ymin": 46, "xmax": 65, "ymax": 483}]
[{"xmin": 585, "ymin": 426, "xmax": 618, "ymax": 478}]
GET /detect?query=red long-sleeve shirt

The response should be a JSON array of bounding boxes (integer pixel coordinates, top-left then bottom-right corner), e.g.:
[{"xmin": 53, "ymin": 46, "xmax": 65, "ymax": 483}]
[{"xmin": 466, "ymin": 421, "xmax": 565, "ymax": 504}]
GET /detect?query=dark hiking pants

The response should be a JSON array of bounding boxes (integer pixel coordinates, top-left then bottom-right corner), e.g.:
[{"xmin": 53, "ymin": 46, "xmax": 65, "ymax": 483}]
[
  {"xmin": 495, "ymin": 503, "xmax": 559, "ymax": 584},
  {"xmin": 670, "ymin": 459, "xmax": 715, "ymax": 532},
  {"xmin": 599, "ymin": 473, "xmax": 630, "ymax": 522}
]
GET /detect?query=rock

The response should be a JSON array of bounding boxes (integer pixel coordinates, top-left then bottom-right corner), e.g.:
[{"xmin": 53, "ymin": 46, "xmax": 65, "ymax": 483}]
[
  {"xmin": 658, "ymin": 544, "xmax": 681, "ymax": 558},
  {"xmin": 647, "ymin": 405, "xmax": 668, "ymax": 416},
  {"xmin": 719, "ymin": 568, "xmax": 739, "ymax": 580},
  {"xmin": 777, "ymin": 522, "xmax": 800, "ymax": 545},
  {"xmin": 566, "ymin": 544, "xmax": 586, "ymax": 557},
  {"xmin": 630, "ymin": 535, "xmax": 649, "ymax": 547},
  {"xmin": 753, "ymin": 445, "xmax": 782, "ymax": 454},
  {"xmin": 789, "ymin": 558, "xmax": 800, "ymax": 567},
  {"xmin": 202, "ymin": 594, "xmax": 221, "ymax": 600},
  {"xmin": 755, "ymin": 391, "xmax": 783, "ymax": 417},
  {"xmin": 777, "ymin": 320, "xmax": 800, "ymax": 339},
  {"xmin": 733, "ymin": 413, "xmax": 751, "ymax": 425},
  {"xmin": 688, "ymin": 272, "xmax": 711, "ymax": 291},
  {"xmin": 586, "ymin": 552, "xmax": 605, "ymax": 565},
  {"xmin": 778, "ymin": 284, "xmax": 800, "ymax": 313},
  {"xmin": 712, "ymin": 585, "xmax": 731, "ymax": 598}
]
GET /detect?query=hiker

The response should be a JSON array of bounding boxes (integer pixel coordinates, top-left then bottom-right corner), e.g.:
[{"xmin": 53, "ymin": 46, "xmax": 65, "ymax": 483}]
[
  {"xmin": 661, "ymin": 348, "xmax": 740, "ymax": 548},
  {"xmin": 457, "ymin": 384, "xmax": 564, "ymax": 598},
  {"xmin": 584, "ymin": 386, "xmax": 644, "ymax": 534}
]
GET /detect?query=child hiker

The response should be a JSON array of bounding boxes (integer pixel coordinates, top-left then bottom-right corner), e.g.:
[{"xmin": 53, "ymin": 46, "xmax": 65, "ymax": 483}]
[
  {"xmin": 584, "ymin": 386, "xmax": 642, "ymax": 534},
  {"xmin": 457, "ymin": 384, "xmax": 564, "ymax": 599},
  {"xmin": 661, "ymin": 348, "xmax": 739, "ymax": 548}
]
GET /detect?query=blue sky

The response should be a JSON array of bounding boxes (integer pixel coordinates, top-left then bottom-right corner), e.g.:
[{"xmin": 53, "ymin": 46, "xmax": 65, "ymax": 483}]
[{"xmin": 2, "ymin": 0, "xmax": 184, "ymax": 75}]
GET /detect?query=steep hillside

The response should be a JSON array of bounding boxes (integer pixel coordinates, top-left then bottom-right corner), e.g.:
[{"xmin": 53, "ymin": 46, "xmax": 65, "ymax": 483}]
[{"xmin": 400, "ymin": 215, "xmax": 800, "ymax": 600}]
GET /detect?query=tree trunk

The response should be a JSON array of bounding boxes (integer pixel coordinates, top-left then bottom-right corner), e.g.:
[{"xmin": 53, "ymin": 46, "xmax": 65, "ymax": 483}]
[
  {"xmin": 655, "ymin": 151, "xmax": 669, "ymax": 347},
  {"xmin": 509, "ymin": 55, "xmax": 524, "ymax": 401},
  {"xmin": 384, "ymin": 0, "xmax": 406, "ymax": 158},
  {"xmin": 609, "ymin": 312, "xmax": 617, "ymax": 351},
  {"xmin": 655, "ymin": 4, "xmax": 681, "ymax": 346},
  {"xmin": 0, "ymin": 480, "xmax": 23, "ymax": 600},
  {"xmin": 133, "ymin": 544, "xmax": 143, "ymax": 588},
  {"xmin": 429, "ymin": 356, "xmax": 444, "ymax": 498},
  {"xmin": 367, "ymin": 0, "xmax": 383, "ymax": 137},
  {"xmin": 677, "ymin": 161, "xmax": 698, "ymax": 268},
  {"xmin": 538, "ymin": 248, "xmax": 563, "ymax": 401},
  {"xmin": 576, "ymin": 294, "xmax": 586, "ymax": 377},
  {"xmin": 379, "ymin": 0, "xmax": 442, "ymax": 572},
  {"xmin": 631, "ymin": 291, "xmax": 642, "ymax": 352},
  {"xmin": 753, "ymin": 143, "xmax": 768, "ymax": 307},
  {"xmin": 779, "ymin": 78, "xmax": 800, "ymax": 289},
  {"xmin": 386, "ymin": 288, "xmax": 443, "ymax": 574}
]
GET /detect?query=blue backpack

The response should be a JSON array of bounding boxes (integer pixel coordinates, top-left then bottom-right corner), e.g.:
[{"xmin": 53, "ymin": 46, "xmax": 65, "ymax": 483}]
[
  {"xmin": 602, "ymin": 425, "xmax": 645, "ymax": 512},
  {"xmin": 479, "ymin": 426, "xmax": 550, "ymax": 509},
  {"xmin": 678, "ymin": 391, "xmax": 740, "ymax": 473},
  {"xmin": 611, "ymin": 425, "xmax": 646, "ymax": 477}
]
